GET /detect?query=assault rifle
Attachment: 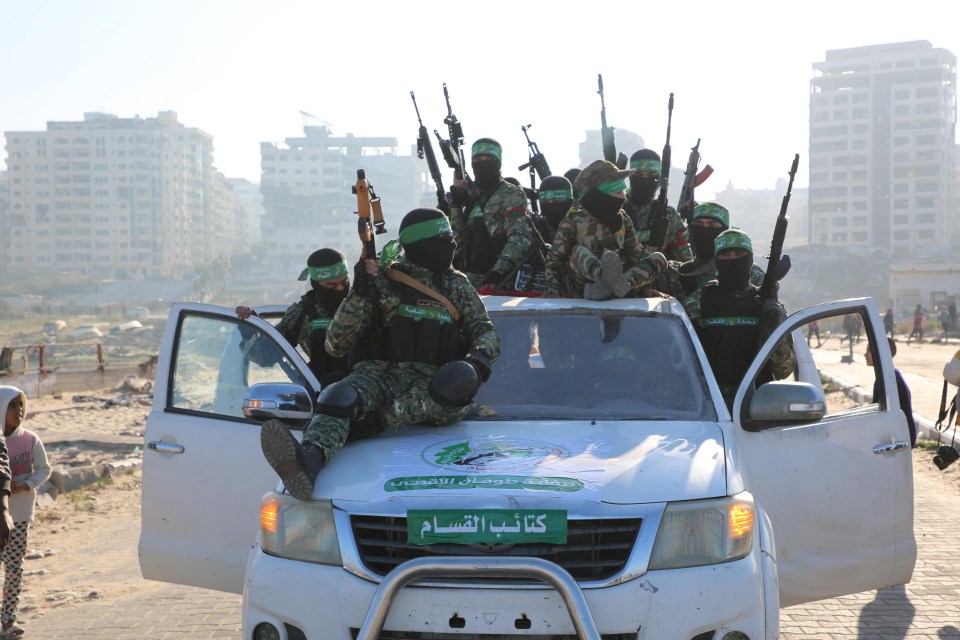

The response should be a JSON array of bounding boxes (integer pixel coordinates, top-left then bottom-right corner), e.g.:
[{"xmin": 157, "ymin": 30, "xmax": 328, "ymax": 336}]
[
  {"xmin": 648, "ymin": 93, "xmax": 674, "ymax": 249},
  {"xmin": 676, "ymin": 139, "xmax": 715, "ymax": 227},
  {"xmin": 597, "ymin": 74, "xmax": 628, "ymax": 169},
  {"xmin": 759, "ymin": 154, "xmax": 800, "ymax": 302},
  {"xmin": 352, "ymin": 169, "xmax": 387, "ymax": 335},
  {"xmin": 410, "ymin": 91, "xmax": 448, "ymax": 211},
  {"xmin": 518, "ymin": 124, "xmax": 551, "ymax": 214},
  {"xmin": 434, "ymin": 82, "xmax": 469, "ymax": 181}
]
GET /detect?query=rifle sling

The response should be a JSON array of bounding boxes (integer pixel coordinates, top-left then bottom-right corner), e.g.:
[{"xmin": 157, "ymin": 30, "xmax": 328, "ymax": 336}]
[{"xmin": 386, "ymin": 268, "xmax": 461, "ymax": 324}]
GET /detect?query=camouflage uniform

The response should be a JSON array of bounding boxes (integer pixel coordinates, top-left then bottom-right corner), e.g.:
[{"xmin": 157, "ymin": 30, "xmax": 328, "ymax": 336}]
[
  {"xmin": 451, "ymin": 180, "xmax": 533, "ymax": 287},
  {"xmin": 545, "ymin": 208, "xmax": 665, "ymax": 297},
  {"xmin": 622, "ymin": 200, "xmax": 693, "ymax": 262},
  {"xmin": 300, "ymin": 256, "xmax": 501, "ymax": 460}
]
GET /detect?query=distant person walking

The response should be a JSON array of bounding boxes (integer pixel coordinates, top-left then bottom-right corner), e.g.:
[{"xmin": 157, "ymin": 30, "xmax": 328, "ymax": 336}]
[
  {"xmin": 0, "ymin": 386, "xmax": 51, "ymax": 639},
  {"xmin": 884, "ymin": 307, "xmax": 895, "ymax": 340},
  {"xmin": 940, "ymin": 306, "xmax": 953, "ymax": 343},
  {"xmin": 907, "ymin": 304, "xmax": 924, "ymax": 345},
  {"xmin": 806, "ymin": 319, "xmax": 822, "ymax": 348}
]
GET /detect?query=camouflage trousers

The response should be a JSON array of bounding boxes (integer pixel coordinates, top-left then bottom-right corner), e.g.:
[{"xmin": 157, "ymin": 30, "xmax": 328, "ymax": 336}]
[{"xmin": 302, "ymin": 360, "xmax": 468, "ymax": 461}]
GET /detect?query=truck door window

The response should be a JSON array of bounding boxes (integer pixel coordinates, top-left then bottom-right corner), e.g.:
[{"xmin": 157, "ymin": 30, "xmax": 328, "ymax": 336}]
[
  {"xmin": 758, "ymin": 310, "xmax": 881, "ymax": 419},
  {"xmin": 170, "ymin": 314, "xmax": 306, "ymax": 418}
]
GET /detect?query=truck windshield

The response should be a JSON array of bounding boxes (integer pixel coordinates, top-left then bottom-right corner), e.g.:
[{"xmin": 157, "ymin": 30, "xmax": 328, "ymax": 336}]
[{"xmin": 471, "ymin": 313, "xmax": 716, "ymax": 421}]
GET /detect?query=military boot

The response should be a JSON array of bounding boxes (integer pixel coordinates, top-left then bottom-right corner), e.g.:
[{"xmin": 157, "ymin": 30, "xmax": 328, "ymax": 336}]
[
  {"xmin": 261, "ymin": 419, "xmax": 326, "ymax": 501},
  {"xmin": 583, "ymin": 280, "xmax": 613, "ymax": 300},
  {"xmin": 597, "ymin": 250, "xmax": 631, "ymax": 298}
]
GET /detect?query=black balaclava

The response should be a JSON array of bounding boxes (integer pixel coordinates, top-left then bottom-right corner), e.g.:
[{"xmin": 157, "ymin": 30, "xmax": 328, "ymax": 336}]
[
  {"xmin": 471, "ymin": 138, "xmax": 503, "ymax": 191},
  {"xmin": 303, "ymin": 248, "xmax": 349, "ymax": 310},
  {"xmin": 690, "ymin": 225, "xmax": 726, "ymax": 259},
  {"xmin": 716, "ymin": 253, "xmax": 753, "ymax": 291},
  {"xmin": 538, "ymin": 175, "xmax": 574, "ymax": 228},
  {"xmin": 580, "ymin": 188, "xmax": 625, "ymax": 231},
  {"xmin": 627, "ymin": 149, "xmax": 662, "ymax": 207},
  {"xmin": 563, "ymin": 168, "xmax": 583, "ymax": 201},
  {"xmin": 399, "ymin": 208, "xmax": 456, "ymax": 274}
]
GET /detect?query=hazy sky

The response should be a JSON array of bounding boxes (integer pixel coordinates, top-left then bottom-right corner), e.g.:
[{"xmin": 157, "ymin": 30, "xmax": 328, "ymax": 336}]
[{"xmin": 2, "ymin": 0, "xmax": 958, "ymax": 199}]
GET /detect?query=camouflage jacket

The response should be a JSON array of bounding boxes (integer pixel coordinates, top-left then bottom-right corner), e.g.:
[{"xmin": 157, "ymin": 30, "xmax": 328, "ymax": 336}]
[
  {"xmin": 622, "ymin": 200, "xmax": 693, "ymax": 262},
  {"xmin": 326, "ymin": 256, "xmax": 501, "ymax": 365},
  {"xmin": 544, "ymin": 207, "xmax": 664, "ymax": 297},
  {"xmin": 658, "ymin": 258, "xmax": 768, "ymax": 302},
  {"xmin": 451, "ymin": 180, "xmax": 533, "ymax": 286}
]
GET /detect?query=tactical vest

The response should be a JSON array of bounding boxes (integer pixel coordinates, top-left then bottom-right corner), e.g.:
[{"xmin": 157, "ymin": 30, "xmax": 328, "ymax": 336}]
[
  {"xmin": 459, "ymin": 184, "xmax": 507, "ymax": 275},
  {"xmin": 698, "ymin": 284, "xmax": 762, "ymax": 387},
  {"xmin": 384, "ymin": 278, "xmax": 469, "ymax": 366}
]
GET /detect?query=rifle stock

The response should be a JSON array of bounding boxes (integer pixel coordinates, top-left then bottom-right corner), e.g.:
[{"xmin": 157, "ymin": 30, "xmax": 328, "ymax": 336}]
[
  {"xmin": 759, "ymin": 154, "xmax": 800, "ymax": 301},
  {"xmin": 410, "ymin": 91, "xmax": 448, "ymax": 211},
  {"xmin": 353, "ymin": 169, "xmax": 387, "ymax": 335}
]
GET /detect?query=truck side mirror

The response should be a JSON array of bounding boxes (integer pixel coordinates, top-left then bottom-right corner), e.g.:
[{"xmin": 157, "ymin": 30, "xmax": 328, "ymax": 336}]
[
  {"xmin": 746, "ymin": 381, "xmax": 826, "ymax": 429},
  {"xmin": 242, "ymin": 383, "xmax": 314, "ymax": 423}
]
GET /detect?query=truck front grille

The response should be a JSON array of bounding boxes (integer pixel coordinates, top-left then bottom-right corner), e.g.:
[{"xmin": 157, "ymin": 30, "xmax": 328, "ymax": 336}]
[{"xmin": 350, "ymin": 516, "xmax": 642, "ymax": 582}]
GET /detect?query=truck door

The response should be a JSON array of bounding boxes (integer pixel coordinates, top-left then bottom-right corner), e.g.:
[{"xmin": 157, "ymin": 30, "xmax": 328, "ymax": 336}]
[
  {"xmin": 734, "ymin": 297, "xmax": 915, "ymax": 607},
  {"xmin": 139, "ymin": 303, "xmax": 317, "ymax": 594}
]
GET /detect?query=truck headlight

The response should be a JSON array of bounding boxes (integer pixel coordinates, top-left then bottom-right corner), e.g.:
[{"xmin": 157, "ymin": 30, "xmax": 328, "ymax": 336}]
[
  {"xmin": 260, "ymin": 493, "xmax": 343, "ymax": 566},
  {"xmin": 648, "ymin": 493, "xmax": 754, "ymax": 570}
]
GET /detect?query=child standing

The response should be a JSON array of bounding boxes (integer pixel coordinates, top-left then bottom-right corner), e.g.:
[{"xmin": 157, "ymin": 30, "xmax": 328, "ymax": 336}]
[{"xmin": 0, "ymin": 386, "xmax": 50, "ymax": 639}]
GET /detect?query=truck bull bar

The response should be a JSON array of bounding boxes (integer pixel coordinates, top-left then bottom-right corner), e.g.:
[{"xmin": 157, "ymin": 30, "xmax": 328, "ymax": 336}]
[{"xmin": 356, "ymin": 556, "xmax": 602, "ymax": 640}]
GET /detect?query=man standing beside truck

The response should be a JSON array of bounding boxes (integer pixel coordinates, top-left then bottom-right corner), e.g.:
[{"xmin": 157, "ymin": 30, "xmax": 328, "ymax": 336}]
[{"xmin": 260, "ymin": 208, "xmax": 501, "ymax": 500}]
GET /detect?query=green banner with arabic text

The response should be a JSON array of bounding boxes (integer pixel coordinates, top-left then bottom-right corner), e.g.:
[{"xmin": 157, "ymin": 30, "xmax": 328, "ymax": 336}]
[{"xmin": 407, "ymin": 509, "xmax": 567, "ymax": 545}]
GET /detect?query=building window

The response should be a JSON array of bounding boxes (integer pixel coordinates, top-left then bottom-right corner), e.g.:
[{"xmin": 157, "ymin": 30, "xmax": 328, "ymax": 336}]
[
  {"xmin": 916, "ymin": 197, "xmax": 935, "ymax": 208},
  {"xmin": 915, "ymin": 213, "xmax": 935, "ymax": 224},
  {"xmin": 893, "ymin": 214, "xmax": 908, "ymax": 225},
  {"xmin": 832, "ymin": 232, "xmax": 847, "ymax": 242},
  {"xmin": 893, "ymin": 199, "xmax": 908, "ymax": 209}
]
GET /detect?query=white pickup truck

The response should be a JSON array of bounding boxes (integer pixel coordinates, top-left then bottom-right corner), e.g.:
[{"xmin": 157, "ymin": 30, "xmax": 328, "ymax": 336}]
[{"xmin": 139, "ymin": 295, "xmax": 915, "ymax": 640}]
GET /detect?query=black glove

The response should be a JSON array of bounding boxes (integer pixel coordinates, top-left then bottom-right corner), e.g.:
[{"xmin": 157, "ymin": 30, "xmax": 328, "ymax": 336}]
[
  {"xmin": 465, "ymin": 349, "xmax": 494, "ymax": 383},
  {"xmin": 353, "ymin": 258, "xmax": 369, "ymax": 295},
  {"xmin": 648, "ymin": 215, "xmax": 669, "ymax": 249},
  {"xmin": 759, "ymin": 298, "xmax": 783, "ymax": 337},
  {"xmin": 449, "ymin": 185, "xmax": 468, "ymax": 207}
]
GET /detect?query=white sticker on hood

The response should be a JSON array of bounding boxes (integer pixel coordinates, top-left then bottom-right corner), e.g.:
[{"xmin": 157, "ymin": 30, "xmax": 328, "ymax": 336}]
[{"xmin": 373, "ymin": 435, "xmax": 608, "ymax": 501}]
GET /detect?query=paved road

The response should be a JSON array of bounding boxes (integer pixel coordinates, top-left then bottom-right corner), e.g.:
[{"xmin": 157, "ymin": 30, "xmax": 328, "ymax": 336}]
[{"xmin": 25, "ymin": 337, "xmax": 960, "ymax": 638}]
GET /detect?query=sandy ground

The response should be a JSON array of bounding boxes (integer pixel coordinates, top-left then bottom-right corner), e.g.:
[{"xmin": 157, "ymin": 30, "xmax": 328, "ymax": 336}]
[
  {"xmin": 10, "ymin": 389, "xmax": 152, "ymax": 624},
  {"xmin": 3, "ymin": 387, "xmax": 960, "ymax": 627}
]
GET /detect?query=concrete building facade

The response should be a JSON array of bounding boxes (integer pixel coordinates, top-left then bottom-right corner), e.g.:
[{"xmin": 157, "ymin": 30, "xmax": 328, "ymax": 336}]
[
  {"xmin": 809, "ymin": 41, "xmax": 958, "ymax": 256},
  {"xmin": 2, "ymin": 111, "xmax": 235, "ymax": 279},
  {"xmin": 259, "ymin": 125, "xmax": 419, "ymax": 275}
]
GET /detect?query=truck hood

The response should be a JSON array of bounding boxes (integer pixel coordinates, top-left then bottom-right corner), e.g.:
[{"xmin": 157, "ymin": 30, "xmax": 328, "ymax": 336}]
[{"xmin": 313, "ymin": 421, "xmax": 728, "ymax": 504}]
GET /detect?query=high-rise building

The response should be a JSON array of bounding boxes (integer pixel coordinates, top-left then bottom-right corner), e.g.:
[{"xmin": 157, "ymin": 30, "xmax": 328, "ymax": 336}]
[
  {"xmin": 2, "ymin": 111, "xmax": 235, "ymax": 278},
  {"xmin": 809, "ymin": 41, "xmax": 957, "ymax": 255},
  {"xmin": 259, "ymin": 125, "xmax": 419, "ymax": 273}
]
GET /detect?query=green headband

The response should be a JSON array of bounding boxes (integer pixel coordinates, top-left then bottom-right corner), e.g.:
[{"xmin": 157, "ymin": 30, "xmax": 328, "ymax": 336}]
[
  {"xmin": 714, "ymin": 229, "xmax": 752, "ymax": 254},
  {"xmin": 540, "ymin": 187, "xmax": 573, "ymax": 201},
  {"xmin": 471, "ymin": 141, "xmax": 502, "ymax": 160},
  {"xmin": 597, "ymin": 178, "xmax": 629, "ymax": 195},
  {"xmin": 629, "ymin": 158, "xmax": 661, "ymax": 174},
  {"xmin": 693, "ymin": 202, "xmax": 730, "ymax": 227},
  {"xmin": 298, "ymin": 260, "xmax": 349, "ymax": 282},
  {"xmin": 399, "ymin": 217, "xmax": 452, "ymax": 245}
]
